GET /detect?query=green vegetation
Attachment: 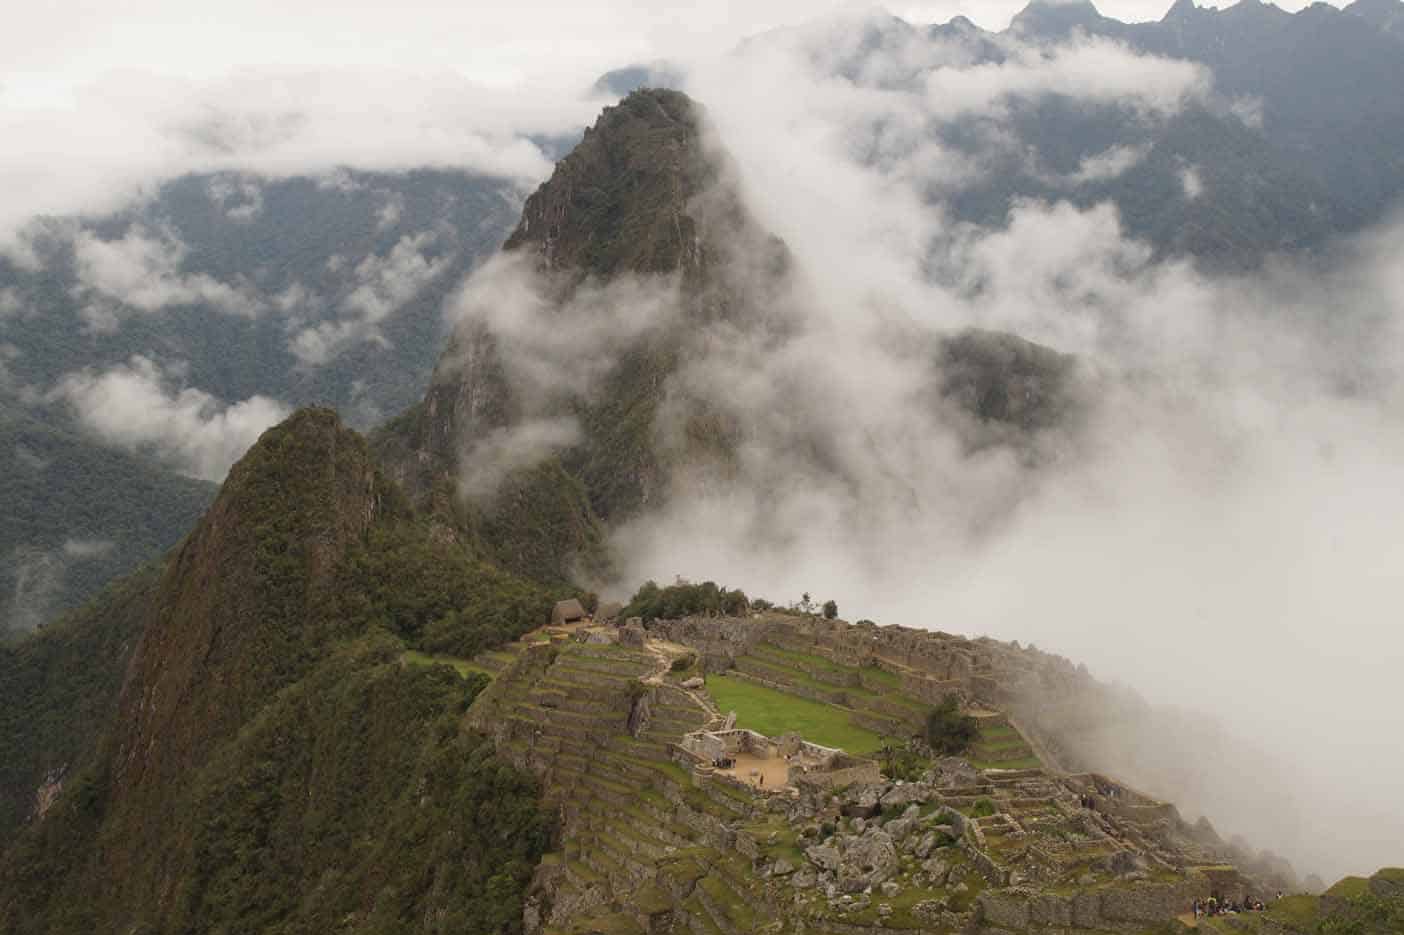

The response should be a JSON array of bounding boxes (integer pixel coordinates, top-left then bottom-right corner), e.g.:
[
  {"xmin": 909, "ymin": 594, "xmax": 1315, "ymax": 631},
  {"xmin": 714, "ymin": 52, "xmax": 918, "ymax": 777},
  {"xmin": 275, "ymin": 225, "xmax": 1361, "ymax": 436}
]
[
  {"xmin": 621, "ymin": 579, "xmax": 749, "ymax": 623},
  {"xmin": 337, "ymin": 523, "xmax": 556, "ymax": 659},
  {"xmin": 0, "ymin": 409, "xmax": 557, "ymax": 934},
  {"xmin": 0, "ymin": 405, "xmax": 214, "ymax": 637},
  {"xmin": 969, "ymin": 721, "xmax": 1042, "ymax": 770},
  {"xmin": 401, "ymin": 649, "xmax": 495, "ymax": 680},
  {"xmin": 879, "ymin": 742, "xmax": 930, "ymax": 782},
  {"xmin": 0, "ymin": 566, "xmax": 159, "ymax": 839},
  {"xmin": 924, "ymin": 697, "xmax": 979, "ymax": 755},
  {"xmin": 703, "ymin": 674, "xmax": 886, "ymax": 754}
]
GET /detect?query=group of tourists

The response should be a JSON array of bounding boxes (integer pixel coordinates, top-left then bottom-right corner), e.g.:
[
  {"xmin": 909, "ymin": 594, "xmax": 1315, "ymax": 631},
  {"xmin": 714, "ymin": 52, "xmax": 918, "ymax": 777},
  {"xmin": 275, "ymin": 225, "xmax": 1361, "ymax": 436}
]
[{"xmin": 1192, "ymin": 895, "xmax": 1267, "ymax": 919}]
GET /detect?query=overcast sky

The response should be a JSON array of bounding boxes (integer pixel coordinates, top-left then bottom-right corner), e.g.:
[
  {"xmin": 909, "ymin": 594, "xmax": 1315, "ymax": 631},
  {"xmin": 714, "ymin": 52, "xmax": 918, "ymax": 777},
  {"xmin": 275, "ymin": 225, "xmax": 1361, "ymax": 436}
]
[{"xmin": 3, "ymin": 0, "xmax": 1347, "ymax": 100}]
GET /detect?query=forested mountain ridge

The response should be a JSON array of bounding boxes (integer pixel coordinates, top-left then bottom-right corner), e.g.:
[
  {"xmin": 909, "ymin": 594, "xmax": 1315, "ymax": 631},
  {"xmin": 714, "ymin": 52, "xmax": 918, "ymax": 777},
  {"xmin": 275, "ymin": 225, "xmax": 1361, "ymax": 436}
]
[{"xmin": 0, "ymin": 408, "xmax": 559, "ymax": 934}]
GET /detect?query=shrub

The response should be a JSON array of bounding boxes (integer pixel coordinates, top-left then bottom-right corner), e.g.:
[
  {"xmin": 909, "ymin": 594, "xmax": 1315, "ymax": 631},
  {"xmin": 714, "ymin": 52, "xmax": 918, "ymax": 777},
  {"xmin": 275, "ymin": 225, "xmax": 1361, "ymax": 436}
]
[
  {"xmin": 880, "ymin": 742, "xmax": 928, "ymax": 782},
  {"xmin": 822, "ymin": 600, "xmax": 838, "ymax": 620},
  {"xmin": 621, "ymin": 580, "xmax": 749, "ymax": 623},
  {"xmin": 924, "ymin": 697, "xmax": 978, "ymax": 756}
]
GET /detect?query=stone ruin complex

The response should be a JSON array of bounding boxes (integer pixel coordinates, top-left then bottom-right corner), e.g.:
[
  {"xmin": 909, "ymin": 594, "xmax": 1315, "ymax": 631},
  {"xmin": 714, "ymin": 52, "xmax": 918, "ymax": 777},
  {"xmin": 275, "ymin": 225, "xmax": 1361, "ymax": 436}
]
[{"xmin": 457, "ymin": 610, "xmax": 1299, "ymax": 934}]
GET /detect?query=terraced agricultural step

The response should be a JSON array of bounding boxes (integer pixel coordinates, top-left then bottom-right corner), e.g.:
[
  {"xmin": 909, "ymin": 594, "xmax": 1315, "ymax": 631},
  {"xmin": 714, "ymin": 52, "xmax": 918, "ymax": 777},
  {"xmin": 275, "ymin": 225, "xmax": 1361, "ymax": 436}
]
[{"xmin": 695, "ymin": 871, "xmax": 758, "ymax": 935}]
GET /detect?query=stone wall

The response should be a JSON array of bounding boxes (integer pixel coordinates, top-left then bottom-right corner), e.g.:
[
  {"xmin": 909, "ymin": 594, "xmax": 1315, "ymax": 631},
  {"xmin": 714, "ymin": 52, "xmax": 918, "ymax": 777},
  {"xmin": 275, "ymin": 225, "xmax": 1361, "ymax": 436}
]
[
  {"xmin": 978, "ymin": 874, "xmax": 1209, "ymax": 931},
  {"xmin": 792, "ymin": 761, "xmax": 882, "ymax": 791}
]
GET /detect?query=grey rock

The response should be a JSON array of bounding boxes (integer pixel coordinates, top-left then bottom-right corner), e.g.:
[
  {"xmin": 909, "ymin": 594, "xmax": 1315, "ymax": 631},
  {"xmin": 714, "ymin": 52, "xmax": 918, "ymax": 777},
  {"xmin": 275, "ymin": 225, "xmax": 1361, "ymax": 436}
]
[
  {"xmin": 914, "ymin": 830, "xmax": 938, "ymax": 859},
  {"xmin": 805, "ymin": 843, "xmax": 841, "ymax": 872},
  {"xmin": 841, "ymin": 785, "xmax": 883, "ymax": 818},
  {"xmin": 885, "ymin": 816, "xmax": 915, "ymax": 842},
  {"xmin": 880, "ymin": 782, "xmax": 931, "ymax": 808},
  {"xmin": 837, "ymin": 831, "xmax": 899, "ymax": 893},
  {"xmin": 921, "ymin": 857, "xmax": 950, "ymax": 884},
  {"xmin": 681, "ymin": 676, "xmax": 704, "ymax": 689},
  {"xmin": 880, "ymin": 881, "xmax": 901, "ymax": 897},
  {"xmin": 772, "ymin": 858, "xmax": 795, "ymax": 876}
]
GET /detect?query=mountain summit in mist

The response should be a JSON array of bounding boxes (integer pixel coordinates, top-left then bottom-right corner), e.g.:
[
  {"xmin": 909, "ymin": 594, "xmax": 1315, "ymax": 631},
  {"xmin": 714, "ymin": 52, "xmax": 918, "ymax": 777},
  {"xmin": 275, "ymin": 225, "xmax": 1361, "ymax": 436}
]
[{"xmin": 375, "ymin": 88, "xmax": 1078, "ymax": 587}]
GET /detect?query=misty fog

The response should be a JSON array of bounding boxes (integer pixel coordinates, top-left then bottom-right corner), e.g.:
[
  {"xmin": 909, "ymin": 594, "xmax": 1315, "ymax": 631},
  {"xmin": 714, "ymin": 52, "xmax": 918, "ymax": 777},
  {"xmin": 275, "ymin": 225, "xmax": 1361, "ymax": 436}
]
[{"xmin": 432, "ymin": 15, "xmax": 1404, "ymax": 881}]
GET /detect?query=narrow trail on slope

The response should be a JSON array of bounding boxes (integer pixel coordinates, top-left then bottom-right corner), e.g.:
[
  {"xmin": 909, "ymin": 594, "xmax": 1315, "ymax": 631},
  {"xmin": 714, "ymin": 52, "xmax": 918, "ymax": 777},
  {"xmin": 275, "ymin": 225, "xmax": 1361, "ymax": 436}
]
[{"xmin": 641, "ymin": 638, "xmax": 724, "ymax": 729}]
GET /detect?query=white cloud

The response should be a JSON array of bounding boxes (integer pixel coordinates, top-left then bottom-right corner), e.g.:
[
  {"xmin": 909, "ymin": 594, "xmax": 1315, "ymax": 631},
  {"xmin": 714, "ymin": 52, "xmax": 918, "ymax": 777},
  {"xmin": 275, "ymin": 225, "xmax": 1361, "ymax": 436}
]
[
  {"xmin": 1066, "ymin": 142, "xmax": 1151, "ymax": 184},
  {"xmin": 207, "ymin": 173, "xmax": 264, "ymax": 220},
  {"xmin": 0, "ymin": 67, "xmax": 598, "ymax": 259},
  {"xmin": 53, "ymin": 355, "xmax": 291, "ymax": 480},
  {"xmin": 62, "ymin": 538, "xmax": 114, "ymax": 558},
  {"xmin": 1180, "ymin": 164, "xmax": 1205, "ymax": 199},
  {"xmin": 459, "ymin": 416, "xmax": 583, "ymax": 501},
  {"xmin": 922, "ymin": 38, "xmax": 1212, "ymax": 122},
  {"xmin": 72, "ymin": 225, "xmax": 259, "ymax": 327},
  {"xmin": 446, "ymin": 251, "xmax": 684, "ymax": 411},
  {"xmin": 289, "ymin": 229, "xmax": 452, "ymax": 365},
  {"xmin": 0, "ymin": 287, "xmax": 23, "ymax": 317}
]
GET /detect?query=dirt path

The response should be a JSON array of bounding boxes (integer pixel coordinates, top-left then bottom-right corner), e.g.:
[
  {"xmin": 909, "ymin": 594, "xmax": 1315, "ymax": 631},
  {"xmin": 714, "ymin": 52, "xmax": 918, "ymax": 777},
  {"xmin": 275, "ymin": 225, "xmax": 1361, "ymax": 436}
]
[{"xmin": 641, "ymin": 639, "xmax": 723, "ymax": 728}]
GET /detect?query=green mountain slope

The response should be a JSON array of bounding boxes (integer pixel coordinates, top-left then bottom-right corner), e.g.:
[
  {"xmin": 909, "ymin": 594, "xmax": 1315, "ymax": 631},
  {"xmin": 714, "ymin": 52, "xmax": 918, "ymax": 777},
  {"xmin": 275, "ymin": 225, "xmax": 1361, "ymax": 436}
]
[
  {"xmin": 0, "ymin": 408, "xmax": 558, "ymax": 934},
  {"xmin": 0, "ymin": 403, "xmax": 215, "ymax": 637}
]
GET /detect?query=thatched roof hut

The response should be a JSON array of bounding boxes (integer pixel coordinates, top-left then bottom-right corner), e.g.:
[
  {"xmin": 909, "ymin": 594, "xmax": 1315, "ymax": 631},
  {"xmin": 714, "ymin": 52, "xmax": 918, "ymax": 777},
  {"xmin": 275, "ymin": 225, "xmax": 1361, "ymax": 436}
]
[{"xmin": 551, "ymin": 598, "xmax": 587, "ymax": 626}]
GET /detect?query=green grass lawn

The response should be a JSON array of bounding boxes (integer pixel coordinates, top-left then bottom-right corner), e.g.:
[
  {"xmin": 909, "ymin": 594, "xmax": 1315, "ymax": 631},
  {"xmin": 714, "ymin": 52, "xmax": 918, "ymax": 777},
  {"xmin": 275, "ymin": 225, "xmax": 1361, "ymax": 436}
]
[
  {"xmin": 704, "ymin": 674, "xmax": 887, "ymax": 754},
  {"xmin": 401, "ymin": 650, "xmax": 494, "ymax": 680}
]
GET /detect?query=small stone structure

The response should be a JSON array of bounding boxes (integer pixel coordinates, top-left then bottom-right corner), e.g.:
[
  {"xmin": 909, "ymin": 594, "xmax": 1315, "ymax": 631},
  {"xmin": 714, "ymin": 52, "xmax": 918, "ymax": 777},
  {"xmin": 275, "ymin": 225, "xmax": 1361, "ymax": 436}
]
[{"xmin": 618, "ymin": 620, "xmax": 646, "ymax": 647}]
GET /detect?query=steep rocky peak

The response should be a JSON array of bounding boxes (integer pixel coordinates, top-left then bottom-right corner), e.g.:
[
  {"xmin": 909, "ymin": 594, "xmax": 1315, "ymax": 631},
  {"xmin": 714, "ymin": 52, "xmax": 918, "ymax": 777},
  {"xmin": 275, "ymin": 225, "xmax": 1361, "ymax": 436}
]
[
  {"xmin": 112, "ymin": 407, "xmax": 400, "ymax": 795},
  {"xmin": 1162, "ymin": 0, "xmax": 1201, "ymax": 23},
  {"xmin": 502, "ymin": 88, "xmax": 717, "ymax": 277},
  {"xmin": 1009, "ymin": 0, "xmax": 1109, "ymax": 37},
  {"xmin": 1219, "ymin": 0, "xmax": 1292, "ymax": 23}
]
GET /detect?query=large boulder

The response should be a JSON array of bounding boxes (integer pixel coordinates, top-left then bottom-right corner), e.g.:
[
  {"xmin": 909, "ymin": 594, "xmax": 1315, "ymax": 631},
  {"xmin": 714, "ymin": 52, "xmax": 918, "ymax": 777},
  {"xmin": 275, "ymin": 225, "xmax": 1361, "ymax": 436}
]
[
  {"xmin": 880, "ymin": 782, "xmax": 932, "ymax": 808},
  {"xmin": 837, "ymin": 831, "xmax": 899, "ymax": 893},
  {"xmin": 805, "ymin": 843, "xmax": 841, "ymax": 872},
  {"xmin": 840, "ymin": 784, "xmax": 884, "ymax": 818}
]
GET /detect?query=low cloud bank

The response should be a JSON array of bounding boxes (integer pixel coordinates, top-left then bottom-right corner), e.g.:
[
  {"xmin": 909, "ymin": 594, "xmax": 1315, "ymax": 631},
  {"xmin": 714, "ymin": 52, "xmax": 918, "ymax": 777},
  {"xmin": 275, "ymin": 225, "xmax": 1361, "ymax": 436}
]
[{"xmin": 53, "ymin": 355, "xmax": 291, "ymax": 481}]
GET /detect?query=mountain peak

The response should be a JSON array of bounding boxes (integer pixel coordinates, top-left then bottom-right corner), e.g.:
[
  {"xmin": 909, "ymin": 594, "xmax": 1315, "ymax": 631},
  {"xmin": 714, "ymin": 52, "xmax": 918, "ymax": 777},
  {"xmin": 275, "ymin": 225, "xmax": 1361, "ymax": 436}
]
[
  {"xmin": 114, "ymin": 406, "xmax": 400, "ymax": 791},
  {"xmin": 1163, "ymin": 0, "xmax": 1201, "ymax": 23},
  {"xmin": 1219, "ymin": 0, "xmax": 1291, "ymax": 22},
  {"xmin": 1010, "ymin": 0, "xmax": 1111, "ymax": 38},
  {"xmin": 503, "ymin": 88, "xmax": 713, "ymax": 277}
]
